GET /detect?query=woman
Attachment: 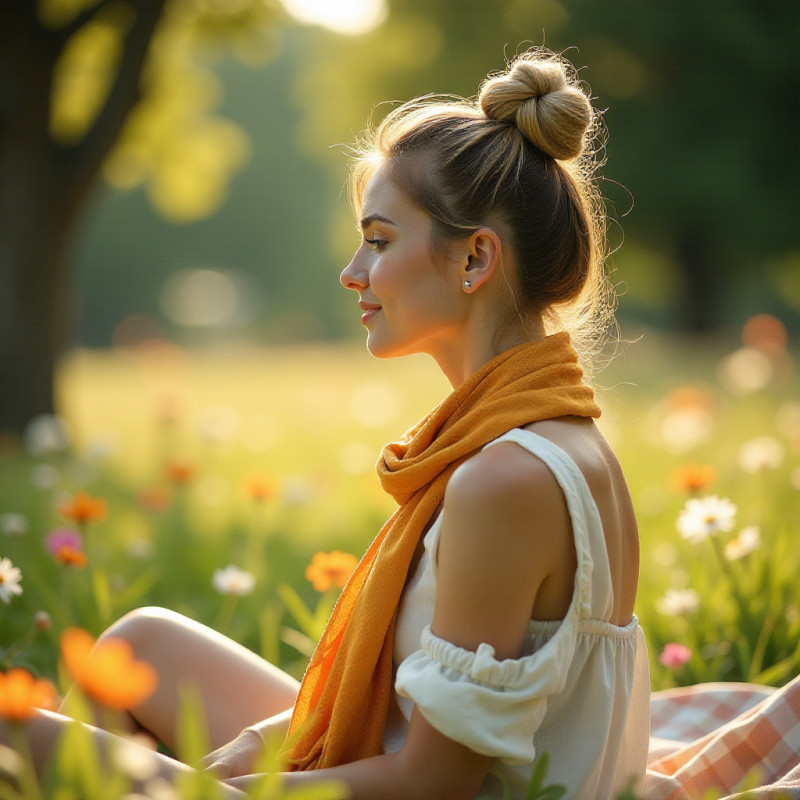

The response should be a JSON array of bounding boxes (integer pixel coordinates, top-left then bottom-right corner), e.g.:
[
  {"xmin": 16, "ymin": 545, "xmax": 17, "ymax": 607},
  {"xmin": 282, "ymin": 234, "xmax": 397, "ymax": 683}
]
[{"xmin": 8, "ymin": 48, "xmax": 651, "ymax": 799}]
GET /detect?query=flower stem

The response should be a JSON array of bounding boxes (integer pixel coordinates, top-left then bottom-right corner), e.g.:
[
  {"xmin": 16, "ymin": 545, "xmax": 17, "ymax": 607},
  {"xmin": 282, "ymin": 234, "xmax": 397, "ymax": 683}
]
[
  {"xmin": 0, "ymin": 620, "xmax": 42, "ymax": 670},
  {"xmin": 214, "ymin": 595, "xmax": 238, "ymax": 635},
  {"xmin": 709, "ymin": 535, "xmax": 752, "ymax": 628},
  {"xmin": 8, "ymin": 723, "xmax": 43, "ymax": 800}
]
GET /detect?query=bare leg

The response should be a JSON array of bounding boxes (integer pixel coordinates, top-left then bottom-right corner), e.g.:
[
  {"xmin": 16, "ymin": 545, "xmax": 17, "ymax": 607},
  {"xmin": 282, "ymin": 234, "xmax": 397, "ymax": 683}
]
[
  {"xmin": 0, "ymin": 710, "xmax": 247, "ymax": 798},
  {"xmin": 62, "ymin": 606, "xmax": 300, "ymax": 752}
]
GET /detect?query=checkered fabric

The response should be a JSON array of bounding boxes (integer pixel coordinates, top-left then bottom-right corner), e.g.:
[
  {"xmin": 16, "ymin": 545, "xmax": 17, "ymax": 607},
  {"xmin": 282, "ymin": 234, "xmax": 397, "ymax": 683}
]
[{"xmin": 644, "ymin": 674, "xmax": 800, "ymax": 799}]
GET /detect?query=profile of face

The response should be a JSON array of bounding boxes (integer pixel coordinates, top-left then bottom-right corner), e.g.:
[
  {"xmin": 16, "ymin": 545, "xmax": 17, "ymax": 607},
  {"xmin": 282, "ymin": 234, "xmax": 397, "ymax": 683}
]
[{"xmin": 340, "ymin": 165, "xmax": 468, "ymax": 360}]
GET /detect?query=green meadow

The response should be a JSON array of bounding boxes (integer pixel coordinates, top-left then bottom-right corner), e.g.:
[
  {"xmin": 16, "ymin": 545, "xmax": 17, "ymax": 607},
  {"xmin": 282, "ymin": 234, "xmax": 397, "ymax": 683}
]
[{"xmin": 1, "ymin": 331, "xmax": 798, "ymax": 797}]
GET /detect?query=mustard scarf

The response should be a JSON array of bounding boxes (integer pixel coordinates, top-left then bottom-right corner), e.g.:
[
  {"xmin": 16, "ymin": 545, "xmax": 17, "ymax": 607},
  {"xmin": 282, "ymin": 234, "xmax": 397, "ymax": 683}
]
[{"xmin": 282, "ymin": 332, "xmax": 601, "ymax": 770}]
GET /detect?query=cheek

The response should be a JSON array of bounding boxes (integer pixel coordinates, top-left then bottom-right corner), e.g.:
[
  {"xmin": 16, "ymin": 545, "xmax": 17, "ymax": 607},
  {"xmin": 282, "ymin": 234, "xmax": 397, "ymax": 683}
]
[{"xmin": 370, "ymin": 255, "xmax": 414, "ymax": 300}]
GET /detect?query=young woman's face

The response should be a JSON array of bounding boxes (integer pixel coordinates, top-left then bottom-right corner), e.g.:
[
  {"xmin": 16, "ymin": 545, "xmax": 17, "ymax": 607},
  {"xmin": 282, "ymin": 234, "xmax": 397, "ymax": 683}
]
[{"xmin": 339, "ymin": 165, "xmax": 465, "ymax": 359}]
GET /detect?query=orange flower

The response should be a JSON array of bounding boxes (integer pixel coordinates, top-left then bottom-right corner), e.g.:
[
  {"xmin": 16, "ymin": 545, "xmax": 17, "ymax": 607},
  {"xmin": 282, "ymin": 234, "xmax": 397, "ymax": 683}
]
[
  {"xmin": 61, "ymin": 628, "xmax": 158, "ymax": 711},
  {"xmin": 165, "ymin": 459, "xmax": 194, "ymax": 486},
  {"xmin": 305, "ymin": 551, "xmax": 359, "ymax": 592},
  {"xmin": 242, "ymin": 474, "xmax": 279, "ymax": 503},
  {"xmin": 59, "ymin": 492, "xmax": 107, "ymax": 524},
  {"xmin": 137, "ymin": 487, "xmax": 172, "ymax": 512},
  {"xmin": 55, "ymin": 546, "xmax": 87, "ymax": 568},
  {"xmin": 0, "ymin": 669, "xmax": 57, "ymax": 721},
  {"xmin": 670, "ymin": 463, "xmax": 716, "ymax": 493}
]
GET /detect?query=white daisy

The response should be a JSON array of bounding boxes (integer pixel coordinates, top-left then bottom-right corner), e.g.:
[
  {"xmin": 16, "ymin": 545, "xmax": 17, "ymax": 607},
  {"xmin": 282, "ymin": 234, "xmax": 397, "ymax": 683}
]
[
  {"xmin": 0, "ymin": 557, "xmax": 23, "ymax": 603},
  {"xmin": 212, "ymin": 565, "xmax": 255, "ymax": 596},
  {"xmin": 30, "ymin": 463, "xmax": 59, "ymax": 491},
  {"xmin": 717, "ymin": 348, "xmax": 772, "ymax": 395},
  {"xmin": 23, "ymin": 414, "xmax": 70, "ymax": 456},
  {"xmin": 0, "ymin": 513, "xmax": 28, "ymax": 536},
  {"xmin": 676, "ymin": 495, "xmax": 737, "ymax": 544},
  {"xmin": 725, "ymin": 526, "xmax": 762, "ymax": 560},
  {"xmin": 656, "ymin": 588, "xmax": 701, "ymax": 616}
]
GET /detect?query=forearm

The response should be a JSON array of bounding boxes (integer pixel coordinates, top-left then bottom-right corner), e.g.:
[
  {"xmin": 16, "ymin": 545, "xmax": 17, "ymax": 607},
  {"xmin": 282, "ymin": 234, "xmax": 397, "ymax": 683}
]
[
  {"xmin": 227, "ymin": 750, "xmax": 478, "ymax": 800},
  {"xmin": 243, "ymin": 707, "xmax": 293, "ymax": 743}
]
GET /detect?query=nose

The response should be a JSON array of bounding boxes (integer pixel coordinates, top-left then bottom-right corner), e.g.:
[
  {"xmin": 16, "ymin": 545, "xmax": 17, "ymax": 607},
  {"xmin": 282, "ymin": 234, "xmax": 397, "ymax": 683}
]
[{"xmin": 340, "ymin": 248, "xmax": 368, "ymax": 291}]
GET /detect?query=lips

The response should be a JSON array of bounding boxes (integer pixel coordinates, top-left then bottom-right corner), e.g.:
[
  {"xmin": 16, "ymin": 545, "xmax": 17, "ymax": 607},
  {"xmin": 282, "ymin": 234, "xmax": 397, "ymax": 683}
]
[{"xmin": 358, "ymin": 300, "xmax": 381, "ymax": 325}]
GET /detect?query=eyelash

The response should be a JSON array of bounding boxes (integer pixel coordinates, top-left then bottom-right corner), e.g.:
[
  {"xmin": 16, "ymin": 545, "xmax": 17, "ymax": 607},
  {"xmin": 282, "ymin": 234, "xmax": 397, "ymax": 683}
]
[{"xmin": 364, "ymin": 237, "xmax": 387, "ymax": 252}]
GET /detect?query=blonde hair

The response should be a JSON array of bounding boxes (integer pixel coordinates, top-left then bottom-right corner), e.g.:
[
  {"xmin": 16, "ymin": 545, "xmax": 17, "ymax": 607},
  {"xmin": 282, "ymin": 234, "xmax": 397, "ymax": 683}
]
[{"xmin": 349, "ymin": 48, "xmax": 615, "ymax": 375}]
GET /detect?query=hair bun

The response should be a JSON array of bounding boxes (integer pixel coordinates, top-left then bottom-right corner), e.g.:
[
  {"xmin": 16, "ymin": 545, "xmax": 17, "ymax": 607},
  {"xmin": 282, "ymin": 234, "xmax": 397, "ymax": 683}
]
[{"xmin": 479, "ymin": 53, "xmax": 592, "ymax": 160}]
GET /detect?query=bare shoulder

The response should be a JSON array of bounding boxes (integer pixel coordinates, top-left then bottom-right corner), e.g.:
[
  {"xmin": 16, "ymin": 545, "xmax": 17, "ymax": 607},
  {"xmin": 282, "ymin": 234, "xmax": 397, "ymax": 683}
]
[
  {"xmin": 444, "ymin": 440, "xmax": 566, "ymax": 524},
  {"xmin": 433, "ymin": 440, "xmax": 574, "ymax": 658},
  {"xmin": 441, "ymin": 440, "xmax": 573, "ymax": 592}
]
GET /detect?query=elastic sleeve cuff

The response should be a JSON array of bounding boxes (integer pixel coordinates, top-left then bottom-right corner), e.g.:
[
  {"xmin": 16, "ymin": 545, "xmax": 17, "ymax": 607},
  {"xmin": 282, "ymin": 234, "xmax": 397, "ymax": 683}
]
[{"xmin": 394, "ymin": 625, "xmax": 577, "ymax": 764}]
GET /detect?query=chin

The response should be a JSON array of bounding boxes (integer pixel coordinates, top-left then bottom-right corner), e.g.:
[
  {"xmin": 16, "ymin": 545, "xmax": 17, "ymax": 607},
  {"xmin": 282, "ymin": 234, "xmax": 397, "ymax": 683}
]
[
  {"xmin": 365, "ymin": 338, "xmax": 396, "ymax": 360},
  {"xmin": 365, "ymin": 333, "xmax": 412, "ymax": 360}
]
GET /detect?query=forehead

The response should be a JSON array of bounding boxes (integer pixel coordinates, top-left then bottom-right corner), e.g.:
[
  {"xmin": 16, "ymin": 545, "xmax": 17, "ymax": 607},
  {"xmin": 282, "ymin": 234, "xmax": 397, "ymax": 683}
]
[{"xmin": 361, "ymin": 164, "xmax": 427, "ymax": 227}]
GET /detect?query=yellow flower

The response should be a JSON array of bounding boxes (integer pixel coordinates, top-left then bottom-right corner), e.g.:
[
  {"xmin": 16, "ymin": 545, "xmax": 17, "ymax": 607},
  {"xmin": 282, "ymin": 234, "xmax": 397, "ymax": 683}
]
[
  {"xmin": 61, "ymin": 628, "xmax": 157, "ymax": 711},
  {"xmin": 0, "ymin": 669, "xmax": 57, "ymax": 721},
  {"xmin": 59, "ymin": 492, "xmax": 107, "ymax": 524},
  {"xmin": 305, "ymin": 551, "xmax": 358, "ymax": 592}
]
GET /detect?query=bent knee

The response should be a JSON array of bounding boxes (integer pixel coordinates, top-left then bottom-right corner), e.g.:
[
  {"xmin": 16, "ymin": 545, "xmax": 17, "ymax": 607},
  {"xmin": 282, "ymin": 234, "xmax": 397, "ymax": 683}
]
[{"xmin": 101, "ymin": 606, "xmax": 191, "ymax": 651}]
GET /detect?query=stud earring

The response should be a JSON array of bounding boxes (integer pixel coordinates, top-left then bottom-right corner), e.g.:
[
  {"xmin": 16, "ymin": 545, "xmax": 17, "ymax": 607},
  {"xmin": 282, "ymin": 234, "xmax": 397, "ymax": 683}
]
[{"xmin": 463, "ymin": 280, "xmax": 472, "ymax": 291}]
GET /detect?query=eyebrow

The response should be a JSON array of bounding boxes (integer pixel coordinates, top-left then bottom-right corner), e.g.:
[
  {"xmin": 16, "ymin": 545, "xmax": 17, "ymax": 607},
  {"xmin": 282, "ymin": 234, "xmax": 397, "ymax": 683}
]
[{"xmin": 359, "ymin": 213, "xmax": 396, "ymax": 230}]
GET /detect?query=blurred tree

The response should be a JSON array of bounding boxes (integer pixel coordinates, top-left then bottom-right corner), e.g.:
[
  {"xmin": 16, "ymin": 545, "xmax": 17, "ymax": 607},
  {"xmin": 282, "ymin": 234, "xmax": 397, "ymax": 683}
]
[
  {"xmin": 293, "ymin": 0, "xmax": 800, "ymax": 332},
  {"xmin": 0, "ymin": 0, "xmax": 281, "ymax": 436}
]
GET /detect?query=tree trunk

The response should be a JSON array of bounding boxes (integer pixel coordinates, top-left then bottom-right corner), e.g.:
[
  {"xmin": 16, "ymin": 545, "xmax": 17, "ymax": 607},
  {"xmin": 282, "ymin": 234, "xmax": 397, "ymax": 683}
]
[
  {"xmin": 0, "ymin": 5, "xmax": 69, "ymax": 435},
  {"xmin": 0, "ymin": 0, "xmax": 165, "ymax": 437},
  {"xmin": 675, "ymin": 228, "xmax": 716, "ymax": 333},
  {"xmin": 0, "ymin": 184, "xmax": 79, "ymax": 435}
]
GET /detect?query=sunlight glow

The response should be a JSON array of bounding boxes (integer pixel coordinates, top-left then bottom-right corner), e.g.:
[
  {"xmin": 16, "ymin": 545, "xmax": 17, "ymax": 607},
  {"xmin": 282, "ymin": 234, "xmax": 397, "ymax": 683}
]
[{"xmin": 280, "ymin": 0, "xmax": 387, "ymax": 35}]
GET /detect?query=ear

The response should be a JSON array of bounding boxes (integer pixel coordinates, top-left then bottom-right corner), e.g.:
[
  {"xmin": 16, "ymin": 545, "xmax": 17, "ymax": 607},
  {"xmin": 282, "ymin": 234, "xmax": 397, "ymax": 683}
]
[{"xmin": 460, "ymin": 227, "xmax": 502, "ymax": 292}]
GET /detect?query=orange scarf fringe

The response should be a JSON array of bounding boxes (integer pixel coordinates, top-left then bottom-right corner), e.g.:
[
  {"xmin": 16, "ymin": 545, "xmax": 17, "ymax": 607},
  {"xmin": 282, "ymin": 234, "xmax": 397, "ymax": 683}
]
[{"xmin": 281, "ymin": 332, "xmax": 601, "ymax": 770}]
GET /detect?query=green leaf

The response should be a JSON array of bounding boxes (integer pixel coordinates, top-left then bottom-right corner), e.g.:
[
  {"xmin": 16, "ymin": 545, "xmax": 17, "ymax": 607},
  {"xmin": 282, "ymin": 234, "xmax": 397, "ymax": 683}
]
[
  {"xmin": 113, "ymin": 568, "xmax": 159, "ymax": 610},
  {"xmin": 91, "ymin": 568, "xmax": 112, "ymax": 624},
  {"xmin": 258, "ymin": 601, "xmax": 283, "ymax": 664},
  {"xmin": 524, "ymin": 752, "xmax": 566, "ymax": 800},
  {"xmin": 175, "ymin": 685, "xmax": 211, "ymax": 766},
  {"xmin": 526, "ymin": 752, "xmax": 549, "ymax": 795},
  {"xmin": 280, "ymin": 626, "xmax": 316, "ymax": 658},
  {"xmin": 753, "ymin": 648, "xmax": 800, "ymax": 686},
  {"xmin": 277, "ymin": 584, "xmax": 318, "ymax": 640},
  {"xmin": 747, "ymin": 613, "xmax": 776, "ymax": 681}
]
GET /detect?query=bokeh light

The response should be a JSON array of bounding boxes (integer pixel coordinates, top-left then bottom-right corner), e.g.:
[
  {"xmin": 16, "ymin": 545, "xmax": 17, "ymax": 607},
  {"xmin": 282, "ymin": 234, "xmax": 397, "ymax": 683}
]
[
  {"xmin": 158, "ymin": 268, "xmax": 258, "ymax": 328},
  {"xmin": 280, "ymin": 0, "xmax": 388, "ymax": 35}
]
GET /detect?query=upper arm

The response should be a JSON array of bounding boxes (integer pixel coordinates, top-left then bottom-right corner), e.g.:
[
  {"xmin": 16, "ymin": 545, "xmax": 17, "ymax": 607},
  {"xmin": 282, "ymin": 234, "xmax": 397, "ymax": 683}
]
[
  {"xmin": 396, "ymin": 443, "xmax": 575, "ymax": 796},
  {"xmin": 432, "ymin": 442, "xmax": 573, "ymax": 661}
]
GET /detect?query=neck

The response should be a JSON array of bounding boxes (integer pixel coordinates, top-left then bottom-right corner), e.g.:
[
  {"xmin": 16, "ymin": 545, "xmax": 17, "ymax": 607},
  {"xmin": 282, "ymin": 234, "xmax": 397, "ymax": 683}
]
[{"xmin": 431, "ymin": 314, "xmax": 547, "ymax": 389}]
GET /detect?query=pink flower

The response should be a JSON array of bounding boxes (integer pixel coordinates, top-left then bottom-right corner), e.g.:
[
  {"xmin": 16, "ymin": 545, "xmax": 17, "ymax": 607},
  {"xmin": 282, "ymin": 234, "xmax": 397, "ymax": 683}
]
[
  {"xmin": 44, "ymin": 529, "xmax": 83, "ymax": 555},
  {"xmin": 659, "ymin": 643, "xmax": 691, "ymax": 668}
]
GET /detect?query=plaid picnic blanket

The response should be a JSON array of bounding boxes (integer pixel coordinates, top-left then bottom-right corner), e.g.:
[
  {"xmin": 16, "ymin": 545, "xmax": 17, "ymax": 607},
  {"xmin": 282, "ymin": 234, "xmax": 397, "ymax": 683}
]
[{"xmin": 645, "ymin": 675, "xmax": 800, "ymax": 799}]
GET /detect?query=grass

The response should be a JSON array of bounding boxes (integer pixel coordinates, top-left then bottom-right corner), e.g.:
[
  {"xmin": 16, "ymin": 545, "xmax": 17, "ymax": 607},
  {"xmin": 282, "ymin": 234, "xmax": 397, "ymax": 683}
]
[{"xmin": 0, "ymin": 330, "xmax": 798, "ymax": 797}]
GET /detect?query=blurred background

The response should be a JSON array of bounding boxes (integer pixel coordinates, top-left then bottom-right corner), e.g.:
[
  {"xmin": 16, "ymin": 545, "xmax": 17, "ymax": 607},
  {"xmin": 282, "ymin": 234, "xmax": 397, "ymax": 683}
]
[
  {"xmin": 1, "ymin": 0, "xmax": 798, "ymax": 435},
  {"xmin": 2, "ymin": 0, "xmax": 800, "ymax": 696}
]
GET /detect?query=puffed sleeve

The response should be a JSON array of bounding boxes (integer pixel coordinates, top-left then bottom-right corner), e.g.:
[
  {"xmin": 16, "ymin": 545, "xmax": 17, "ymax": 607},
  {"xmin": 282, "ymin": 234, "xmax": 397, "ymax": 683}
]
[{"xmin": 394, "ymin": 620, "xmax": 579, "ymax": 764}]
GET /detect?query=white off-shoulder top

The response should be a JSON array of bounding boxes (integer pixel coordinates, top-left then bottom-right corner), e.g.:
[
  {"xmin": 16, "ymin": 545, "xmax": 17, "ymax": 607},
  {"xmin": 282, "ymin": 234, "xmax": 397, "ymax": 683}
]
[{"xmin": 382, "ymin": 429, "xmax": 651, "ymax": 799}]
